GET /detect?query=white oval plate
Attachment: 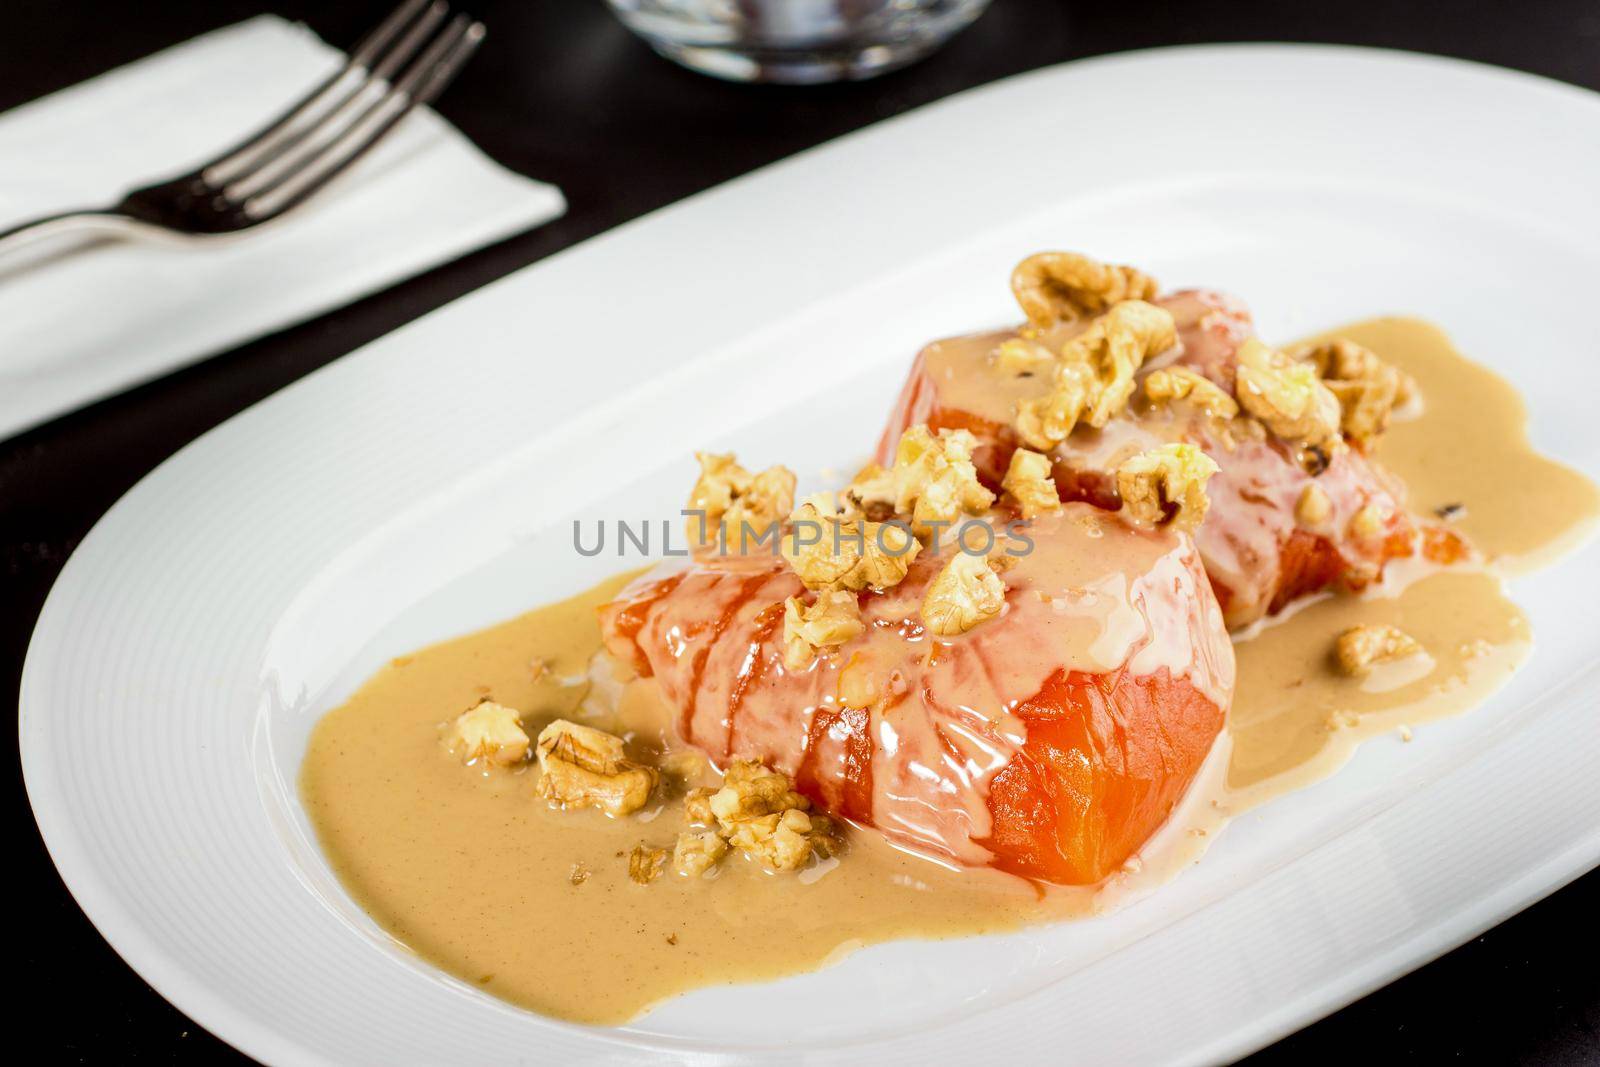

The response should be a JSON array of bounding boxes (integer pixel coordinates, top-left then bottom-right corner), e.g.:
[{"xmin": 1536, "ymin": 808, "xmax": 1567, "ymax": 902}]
[{"xmin": 22, "ymin": 45, "xmax": 1600, "ymax": 1066}]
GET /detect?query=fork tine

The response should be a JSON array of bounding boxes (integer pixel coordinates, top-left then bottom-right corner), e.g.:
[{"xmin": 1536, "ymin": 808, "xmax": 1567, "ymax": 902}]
[
  {"xmin": 220, "ymin": 0, "xmax": 449, "ymax": 201},
  {"xmin": 364, "ymin": 0, "xmax": 452, "ymax": 82},
  {"xmin": 203, "ymin": 0, "xmax": 435, "ymax": 187},
  {"xmin": 242, "ymin": 17, "xmax": 485, "ymax": 221}
]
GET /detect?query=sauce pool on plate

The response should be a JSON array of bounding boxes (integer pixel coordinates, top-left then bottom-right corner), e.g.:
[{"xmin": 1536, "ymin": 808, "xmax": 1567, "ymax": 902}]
[{"xmin": 300, "ymin": 317, "xmax": 1596, "ymax": 1025}]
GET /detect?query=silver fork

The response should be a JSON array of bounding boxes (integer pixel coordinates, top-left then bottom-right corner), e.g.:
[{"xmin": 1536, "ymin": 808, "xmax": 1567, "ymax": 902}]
[{"xmin": 0, "ymin": 0, "xmax": 485, "ymax": 253}]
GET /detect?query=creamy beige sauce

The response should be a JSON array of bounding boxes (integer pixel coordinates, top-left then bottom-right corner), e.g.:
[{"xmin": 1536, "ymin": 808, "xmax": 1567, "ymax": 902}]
[
  {"xmin": 1308, "ymin": 318, "xmax": 1600, "ymax": 572},
  {"xmin": 1227, "ymin": 566, "xmax": 1527, "ymax": 795},
  {"xmin": 301, "ymin": 317, "xmax": 1595, "ymax": 1026},
  {"xmin": 1225, "ymin": 317, "xmax": 1596, "ymax": 795},
  {"xmin": 303, "ymin": 574, "xmax": 1076, "ymax": 1026}
]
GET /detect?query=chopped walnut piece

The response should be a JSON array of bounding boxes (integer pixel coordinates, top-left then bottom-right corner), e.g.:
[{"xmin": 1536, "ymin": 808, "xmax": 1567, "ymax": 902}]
[
  {"xmin": 446, "ymin": 700, "xmax": 530, "ymax": 767},
  {"xmin": 1301, "ymin": 338, "xmax": 1407, "ymax": 449},
  {"xmin": 901, "ymin": 427, "xmax": 995, "ymax": 533},
  {"xmin": 795, "ymin": 490, "xmax": 841, "ymax": 517},
  {"xmin": 1144, "ymin": 366, "xmax": 1240, "ymax": 420},
  {"xmin": 680, "ymin": 760, "xmax": 835, "ymax": 874},
  {"xmin": 1010, "ymin": 251, "xmax": 1160, "ymax": 328},
  {"xmin": 844, "ymin": 426, "xmax": 995, "ymax": 537},
  {"xmin": 1296, "ymin": 483, "xmax": 1333, "ymax": 528},
  {"xmin": 921, "ymin": 550, "xmax": 1008, "ymax": 636},
  {"xmin": 994, "ymin": 336, "xmax": 1056, "ymax": 375},
  {"xmin": 534, "ymin": 719, "xmax": 658, "ymax": 817},
  {"xmin": 839, "ymin": 463, "xmax": 894, "ymax": 521},
  {"xmin": 782, "ymin": 502, "xmax": 921, "ymax": 592},
  {"xmin": 1234, "ymin": 339, "xmax": 1343, "ymax": 465},
  {"xmin": 1116, "ymin": 444, "xmax": 1219, "ymax": 532},
  {"xmin": 685, "ymin": 451, "xmax": 796, "ymax": 550},
  {"xmin": 628, "ymin": 844, "xmax": 667, "ymax": 885},
  {"xmin": 683, "ymin": 787, "xmax": 717, "ymax": 826},
  {"xmin": 1015, "ymin": 300, "xmax": 1177, "ymax": 450},
  {"xmin": 725, "ymin": 808, "xmax": 836, "ymax": 873},
  {"xmin": 782, "ymin": 590, "xmax": 866, "ymax": 670},
  {"xmin": 1334, "ymin": 625, "xmax": 1424, "ymax": 675},
  {"xmin": 850, "ymin": 520, "xmax": 920, "ymax": 588},
  {"xmin": 1001, "ymin": 447, "xmax": 1061, "ymax": 518},
  {"xmin": 672, "ymin": 829, "xmax": 730, "ymax": 877},
  {"xmin": 685, "ymin": 451, "xmax": 746, "ymax": 543},
  {"xmin": 727, "ymin": 465, "xmax": 798, "ymax": 539},
  {"xmin": 708, "ymin": 760, "xmax": 811, "ymax": 823},
  {"xmin": 782, "ymin": 502, "xmax": 860, "ymax": 588}
]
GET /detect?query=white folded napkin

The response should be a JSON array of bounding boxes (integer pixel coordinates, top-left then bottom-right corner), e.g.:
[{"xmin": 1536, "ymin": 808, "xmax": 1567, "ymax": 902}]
[{"xmin": 0, "ymin": 15, "xmax": 564, "ymax": 440}]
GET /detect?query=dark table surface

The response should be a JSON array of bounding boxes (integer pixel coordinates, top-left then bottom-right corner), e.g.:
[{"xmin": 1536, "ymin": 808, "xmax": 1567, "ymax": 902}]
[{"xmin": 6, "ymin": 1, "xmax": 1598, "ymax": 1062}]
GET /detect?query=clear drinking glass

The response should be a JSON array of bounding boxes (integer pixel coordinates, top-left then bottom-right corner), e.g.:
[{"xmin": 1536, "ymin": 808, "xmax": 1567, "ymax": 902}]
[{"xmin": 605, "ymin": 0, "xmax": 994, "ymax": 84}]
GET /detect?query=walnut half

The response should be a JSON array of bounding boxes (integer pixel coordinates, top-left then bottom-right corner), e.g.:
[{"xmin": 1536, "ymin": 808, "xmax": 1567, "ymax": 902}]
[
  {"xmin": 1300, "ymin": 338, "xmax": 1411, "ymax": 450},
  {"xmin": 1010, "ymin": 251, "xmax": 1160, "ymax": 328},
  {"xmin": 1116, "ymin": 443, "xmax": 1219, "ymax": 532},
  {"xmin": 1015, "ymin": 300, "xmax": 1177, "ymax": 450},
  {"xmin": 1234, "ymin": 339, "xmax": 1342, "ymax": 467},
  {"xmin": 534, "ymin": 719, "xmax": 657, "ymax": 817}
]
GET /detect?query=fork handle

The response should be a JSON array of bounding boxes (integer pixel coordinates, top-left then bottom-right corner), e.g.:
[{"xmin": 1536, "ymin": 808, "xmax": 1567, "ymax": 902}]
[{"xmin": 0, "ymin": 210, "xmax": 135, "ymax": 255}]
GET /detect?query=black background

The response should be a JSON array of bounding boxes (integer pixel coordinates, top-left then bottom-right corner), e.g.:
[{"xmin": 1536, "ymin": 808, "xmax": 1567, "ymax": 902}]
[{"xmin": 5, "ymin": 1, "xmax": 1598, "ymax": 1062}]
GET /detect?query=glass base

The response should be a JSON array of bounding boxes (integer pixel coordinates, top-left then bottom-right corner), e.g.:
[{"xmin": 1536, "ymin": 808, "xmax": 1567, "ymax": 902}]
[
  {"xmin": 610, "ymin": 1, "xmax": 992, "ymax": 85},
  {"xmin": 645, "ymin": 36, "xmax": 946, "ymax": 84}
]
